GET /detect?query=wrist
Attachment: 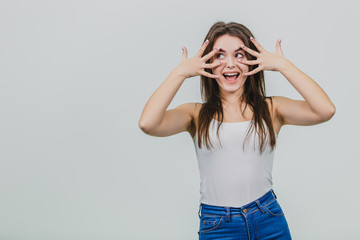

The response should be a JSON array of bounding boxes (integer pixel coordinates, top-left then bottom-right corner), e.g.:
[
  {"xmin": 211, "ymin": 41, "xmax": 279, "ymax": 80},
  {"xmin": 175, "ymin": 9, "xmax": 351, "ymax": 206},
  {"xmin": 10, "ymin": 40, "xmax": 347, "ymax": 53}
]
[
  {"xmin": 173, "ymin": 65, "xmax": 190, "ymax": 79},
  {"xmin": 278, "ymin": 58, "xmax": 294, "ymax": 73},
  {"xmin": 169, "ymin": 66, "xmax": 188, "ymax": 82}
]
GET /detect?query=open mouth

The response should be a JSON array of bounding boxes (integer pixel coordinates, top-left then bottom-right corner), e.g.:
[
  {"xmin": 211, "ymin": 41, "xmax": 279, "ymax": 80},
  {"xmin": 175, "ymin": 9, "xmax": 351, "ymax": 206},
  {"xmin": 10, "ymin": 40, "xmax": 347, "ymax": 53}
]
[{"xmin": 223, "ymin": 73, "xmax": 240, "ymax": 83}]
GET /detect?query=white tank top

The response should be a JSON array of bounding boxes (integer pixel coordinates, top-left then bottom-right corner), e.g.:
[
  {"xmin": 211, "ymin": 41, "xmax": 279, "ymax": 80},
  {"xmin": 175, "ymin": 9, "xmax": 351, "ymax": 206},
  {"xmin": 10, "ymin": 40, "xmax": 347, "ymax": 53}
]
[{"xmin": 192, "ymin": 118, "xmax": 278, "ymax": 207}]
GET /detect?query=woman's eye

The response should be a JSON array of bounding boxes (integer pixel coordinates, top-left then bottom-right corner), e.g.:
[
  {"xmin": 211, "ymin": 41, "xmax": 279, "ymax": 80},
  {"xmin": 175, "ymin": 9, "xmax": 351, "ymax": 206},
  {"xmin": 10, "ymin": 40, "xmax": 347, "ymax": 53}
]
[
  {"xmin": 235, "ymin": 53, "xmax": 244, "ymax": 58},
  {"xmin": 216, "ymin": 53, "xmax": 224, "ymax": 59}
]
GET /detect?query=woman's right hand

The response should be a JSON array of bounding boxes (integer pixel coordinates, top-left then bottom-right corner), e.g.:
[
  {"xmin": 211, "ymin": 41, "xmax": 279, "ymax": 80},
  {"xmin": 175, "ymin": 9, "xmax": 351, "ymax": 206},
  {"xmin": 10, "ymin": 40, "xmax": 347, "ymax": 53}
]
[{"xmin": 176, "ymin": 39, "xmax": 223, "ymax": 79}]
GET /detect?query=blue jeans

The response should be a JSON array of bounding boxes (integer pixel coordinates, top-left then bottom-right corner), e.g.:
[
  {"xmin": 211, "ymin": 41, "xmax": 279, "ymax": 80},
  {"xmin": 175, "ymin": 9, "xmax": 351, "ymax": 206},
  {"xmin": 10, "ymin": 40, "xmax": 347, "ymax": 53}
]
[{"xmin": 197, "ymin": 189, "xmax": 292, "ymax": 240}]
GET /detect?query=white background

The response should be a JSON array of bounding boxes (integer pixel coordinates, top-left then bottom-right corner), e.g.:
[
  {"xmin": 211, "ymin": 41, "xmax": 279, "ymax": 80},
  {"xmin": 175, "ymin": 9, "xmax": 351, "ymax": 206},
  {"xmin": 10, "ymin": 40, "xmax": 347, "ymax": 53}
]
[{"xmin": 0, "ymin": 0, "xmax": 359, "ymax": 239}]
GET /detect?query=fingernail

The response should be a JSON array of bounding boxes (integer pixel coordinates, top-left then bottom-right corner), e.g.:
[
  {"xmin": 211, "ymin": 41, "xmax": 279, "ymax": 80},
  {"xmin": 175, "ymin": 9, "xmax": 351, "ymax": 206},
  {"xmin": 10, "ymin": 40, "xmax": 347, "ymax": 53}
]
[
  {"xmin": 244, "ymin": 73, "xmax": 248, "ymax": 76},
  {"xmin": 205, "ymin": 39, "xmax": 209, "ymax": 44},
  {"xmin": 182, "ymin": 47, "xmax": 184, "ymax": 51},
  {"xmin": 238, "ymin": 59, "xmax": 242, "ymax": 62},
  {"xmin": 216, "ymin": 47, "xmax": 220, "ymax": 50},
  {"xmin": 219, "ymin": 61, "xmax": 223, "ymax": 63},
  {"xmin": 241, "ymin": 45, "xmax": 245, "ymax": 48},
  {"xmin": 250, "ymin": 37, "xmax": 254, "ymax": 40},
  {"xmin": 279, "ymin": 39, "xmax": 282, "ymax": 43}
]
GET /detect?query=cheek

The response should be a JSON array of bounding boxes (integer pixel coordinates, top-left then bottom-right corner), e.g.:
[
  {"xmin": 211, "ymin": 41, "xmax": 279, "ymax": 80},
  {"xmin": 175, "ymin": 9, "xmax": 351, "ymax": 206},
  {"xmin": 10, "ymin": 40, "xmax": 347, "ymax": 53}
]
[
  {"xmin": 243, "ymin": 65, "xmax": 249, "ymax": 72},
  {"xmin": 238, "ymin": 61, "xmax": 249, "ymax": 72},
  {"xmin": 211, "ymin": 61, "xmax": 223, "ymax": 73}
]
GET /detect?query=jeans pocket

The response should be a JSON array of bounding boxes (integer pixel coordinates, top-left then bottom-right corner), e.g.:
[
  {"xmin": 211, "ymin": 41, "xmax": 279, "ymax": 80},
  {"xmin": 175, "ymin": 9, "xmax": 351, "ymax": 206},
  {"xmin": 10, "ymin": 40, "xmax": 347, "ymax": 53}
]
[
  {"xmin": 263, "ymin": 199, "xmax": 285, "ymax": 217},
  {"xmin": 199, "ymin": 214, "xmax": 223, "ymax": 233}
]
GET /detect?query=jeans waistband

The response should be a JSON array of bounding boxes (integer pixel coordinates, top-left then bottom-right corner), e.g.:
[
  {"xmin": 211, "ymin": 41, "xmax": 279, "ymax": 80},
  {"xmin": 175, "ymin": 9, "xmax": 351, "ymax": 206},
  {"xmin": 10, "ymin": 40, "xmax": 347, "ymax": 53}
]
[{"xmin": 198, "ymin": 189, "xmax": 277, "ymax": 219}]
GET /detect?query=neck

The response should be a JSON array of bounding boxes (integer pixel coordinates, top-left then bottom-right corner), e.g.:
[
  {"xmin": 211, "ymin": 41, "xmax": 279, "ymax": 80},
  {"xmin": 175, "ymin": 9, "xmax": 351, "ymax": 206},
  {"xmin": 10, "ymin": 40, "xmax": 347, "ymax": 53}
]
[
  {"xmin": 219, "ymin": 87, "xmax": 245, "ymax": 107},
  {"xmin": 221, "ymin": 95, "xmax": 245, "ymax": 109}
]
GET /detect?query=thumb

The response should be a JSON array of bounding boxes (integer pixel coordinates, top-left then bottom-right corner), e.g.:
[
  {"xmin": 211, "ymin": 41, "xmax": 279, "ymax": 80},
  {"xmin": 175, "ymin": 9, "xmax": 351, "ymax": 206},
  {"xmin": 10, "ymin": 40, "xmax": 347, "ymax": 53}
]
[
  {"xmin": 181, "ymin": 46, "xmax": 188, "ymax": 60},
  {"xmin": 276, "ymin": 39, "xmax": 284, "ymax": 56}
]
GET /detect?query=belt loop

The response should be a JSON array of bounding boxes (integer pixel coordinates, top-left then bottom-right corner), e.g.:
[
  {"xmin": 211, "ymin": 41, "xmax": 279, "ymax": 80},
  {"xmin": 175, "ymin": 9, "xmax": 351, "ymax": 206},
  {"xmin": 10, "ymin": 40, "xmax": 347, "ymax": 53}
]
[
  {"xmin": 198, "ymin": 204, "xmax": 202, "ymax": 218},
  {"xmin": 225, "ymin": 207, "xmax": 231, "ymax": 222},
  {"xmin": 271, "ymin": 189, "xmax": 277, "ymax": 199},
  {"xmin": 255, "ymin": 200, "xmax": 266, "ymax": 214}
]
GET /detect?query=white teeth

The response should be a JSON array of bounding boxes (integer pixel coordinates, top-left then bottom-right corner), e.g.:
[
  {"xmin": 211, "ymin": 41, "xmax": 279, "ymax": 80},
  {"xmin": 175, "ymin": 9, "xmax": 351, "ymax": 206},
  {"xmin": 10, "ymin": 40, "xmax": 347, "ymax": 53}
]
[{"xmin": 224, "ymin": 73, "xmax": 238, "ymax": 76}]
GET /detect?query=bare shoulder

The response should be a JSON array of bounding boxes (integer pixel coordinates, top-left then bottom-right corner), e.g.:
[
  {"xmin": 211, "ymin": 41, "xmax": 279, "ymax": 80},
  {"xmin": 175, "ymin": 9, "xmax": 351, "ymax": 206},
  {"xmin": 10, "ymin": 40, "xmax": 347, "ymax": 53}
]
[
  {"xmin": 175, "ymin": 102, "xmax": 201, "ymax": 119},
  {"xmin": 264, "ymin": 96, "xmax": 276, "ymax": 119},
  {"xmin": 269, "ymin": 96, "xmax": 287, "ymax": 123},
  {"xmin": 264, "ymin": 96, "xmax": 282, "ymax": 135},
  {"xmin": 176, "ymin": 102, "xmax": 202, "ymax": 138}
]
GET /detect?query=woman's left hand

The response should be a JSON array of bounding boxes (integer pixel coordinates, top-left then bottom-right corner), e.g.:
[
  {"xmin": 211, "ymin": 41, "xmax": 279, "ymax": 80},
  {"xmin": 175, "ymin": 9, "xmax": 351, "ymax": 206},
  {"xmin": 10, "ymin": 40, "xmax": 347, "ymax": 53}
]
[{"xmin": 237, "ymin": 37, "xmax": 288, "ymax": 76}]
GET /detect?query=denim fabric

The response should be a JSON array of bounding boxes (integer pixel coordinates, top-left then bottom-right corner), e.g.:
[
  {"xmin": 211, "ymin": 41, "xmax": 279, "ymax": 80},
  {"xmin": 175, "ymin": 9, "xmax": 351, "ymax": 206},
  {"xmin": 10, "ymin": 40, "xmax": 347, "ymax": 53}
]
[{"xmin": 197, "ymin": 189, "xmax": 292, "ymax": 240}]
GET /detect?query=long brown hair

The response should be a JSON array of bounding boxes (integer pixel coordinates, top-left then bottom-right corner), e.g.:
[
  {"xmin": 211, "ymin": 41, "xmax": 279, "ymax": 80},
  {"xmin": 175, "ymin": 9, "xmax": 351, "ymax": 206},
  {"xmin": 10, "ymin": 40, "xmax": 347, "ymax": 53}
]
[{"xmin": 197, "ymin": 21, "xmax": 276, "ymax": 154}]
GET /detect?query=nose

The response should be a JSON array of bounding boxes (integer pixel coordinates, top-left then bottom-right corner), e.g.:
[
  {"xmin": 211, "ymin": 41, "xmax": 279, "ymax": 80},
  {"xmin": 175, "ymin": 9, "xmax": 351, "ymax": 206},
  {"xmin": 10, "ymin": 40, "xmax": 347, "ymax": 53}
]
[{"xmin": 225, "ymin": 56, "xmax": 235, "ymax": 69}]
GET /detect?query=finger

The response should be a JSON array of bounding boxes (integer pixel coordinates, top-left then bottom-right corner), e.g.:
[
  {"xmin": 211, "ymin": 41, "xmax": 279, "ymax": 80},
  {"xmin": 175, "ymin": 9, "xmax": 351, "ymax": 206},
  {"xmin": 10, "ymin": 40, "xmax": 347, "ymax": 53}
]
[
  {"xmin": 241, "ymin": 44, "xmax": 260, "ymax": 57},
  {"xmin": 244, "ymin": 67, "xmax": 262, "ymax": 76},
  {"xmin": 236, "ymin": 59, "xmax": 259, "ymax": 65},
  {"xmin": 182, "ymin": 46, "xmax": 188, "ymax": 60},
  {"xmin": 196, "ymin": 39, "xmax": 209, "ymax": 58},
  {"xmin": 202, "ymin": 47, "xmax": 220, "ymax": 62},
  {"xmin": 204, "ymin": 60, "xmax": 223, "ymax": 69},
  {"xmin": 276, "ymin": 39, "xmax": 284, "ymax": 56},
  {"xmin": 250, "ymin": 37, "xmax": 265, "ymax": 52},
  {"xmin": 200, "ymin": 70, "xmax": 219, "ymax": 79}
]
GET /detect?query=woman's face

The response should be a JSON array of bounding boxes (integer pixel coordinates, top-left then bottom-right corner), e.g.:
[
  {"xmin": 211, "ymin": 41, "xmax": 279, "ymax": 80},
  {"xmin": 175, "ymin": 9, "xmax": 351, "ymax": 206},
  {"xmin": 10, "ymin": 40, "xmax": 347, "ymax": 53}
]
[{"xmin": 211, "ymin": 34, "xmax": 249, "ymax": 94}]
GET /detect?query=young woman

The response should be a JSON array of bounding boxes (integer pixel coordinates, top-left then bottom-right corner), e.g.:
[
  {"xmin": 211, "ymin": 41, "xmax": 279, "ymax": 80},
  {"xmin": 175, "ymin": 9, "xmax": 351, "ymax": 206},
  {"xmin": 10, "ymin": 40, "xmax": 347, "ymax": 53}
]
[{"xmin": 138, "ymin": 22, "xmax": 335, "ymax": 240}]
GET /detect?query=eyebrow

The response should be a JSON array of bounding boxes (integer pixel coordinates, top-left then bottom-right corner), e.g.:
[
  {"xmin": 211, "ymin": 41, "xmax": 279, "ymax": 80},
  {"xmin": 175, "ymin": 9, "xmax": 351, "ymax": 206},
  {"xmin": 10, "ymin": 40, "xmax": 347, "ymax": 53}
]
[{"xmin": 218, "ymin": 47, "xmax": 244, "ymax": 53}]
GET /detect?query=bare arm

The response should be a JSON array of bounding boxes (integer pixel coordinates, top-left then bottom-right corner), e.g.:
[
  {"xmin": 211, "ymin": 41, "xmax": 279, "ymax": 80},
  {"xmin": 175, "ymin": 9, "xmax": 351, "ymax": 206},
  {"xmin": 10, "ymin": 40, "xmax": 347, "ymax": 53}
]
[
  {"xmin": 138, "ymin": 40, "xmax": 221, "ymax": 136},
  {"xmin": 274, "ymin": 61, "xmax": 335, "ymax": 126},
  {"xmin": 238, "ymin": 37, "xmax": 335, "ymax": 126},
  {"xmin": 138, "ymin": 68, "xmax": 187, "ymax": 136}
]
